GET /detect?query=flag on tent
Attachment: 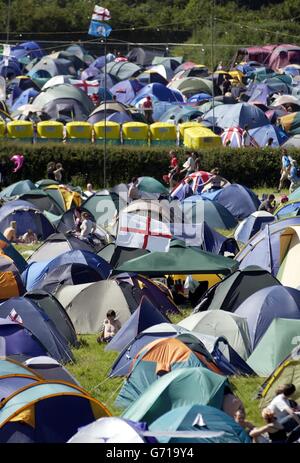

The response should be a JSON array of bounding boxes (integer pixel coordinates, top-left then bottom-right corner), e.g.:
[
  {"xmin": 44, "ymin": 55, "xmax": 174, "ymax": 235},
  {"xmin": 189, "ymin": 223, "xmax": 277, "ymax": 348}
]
[
  {"xmin": 92, "ymin": 5, "xmax": 111, "ymax": 20},
  {"xmin": 70, "ymin": 78, "xmax": 100, "ymax": 95},
  {"xmin": 8, "ymin": 308, "xmax": 23, "ymax": 324},
  {"xmin": 88, "ymin": 20, "xmax": 112, "ymax": 38},
  {"xmin": 116, "ymin": 214, "xmax": 172, "ymax": 252}
]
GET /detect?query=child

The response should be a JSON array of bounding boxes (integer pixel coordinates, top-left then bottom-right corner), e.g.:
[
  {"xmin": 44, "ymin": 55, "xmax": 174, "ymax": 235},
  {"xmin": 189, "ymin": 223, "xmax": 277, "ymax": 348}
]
[{"xmin": 97, "ymin": 310, "xmax": 121, "ymax": 343}]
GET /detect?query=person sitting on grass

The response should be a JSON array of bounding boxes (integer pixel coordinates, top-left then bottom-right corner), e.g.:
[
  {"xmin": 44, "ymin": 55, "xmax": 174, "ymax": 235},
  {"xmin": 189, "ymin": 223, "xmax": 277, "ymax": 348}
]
[
  {"xmin": 20, "ymin": 229, "xmax": 38, "ymax": 244},
  {"xmin": 249, "ymin": 408, "xmax": 287, "ymax": 443},
  {"xmin": 3, "ymin": 221, "xmax": 17, "ymax": 242},
  {"xmin": 97, "ymin": 310, "xmax": 122, "ymax": 343}
]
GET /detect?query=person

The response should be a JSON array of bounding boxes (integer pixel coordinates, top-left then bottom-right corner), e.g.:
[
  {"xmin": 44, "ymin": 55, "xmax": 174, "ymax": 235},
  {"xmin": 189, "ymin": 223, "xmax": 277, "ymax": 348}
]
[
  {"xmin": 222, "ymin": 74, "xmax": 232, "ymax": 96},
  {"xmin": 193, "ymin": 152, "xmax": 201, "ymax": 172},
  {"xmin": 258, "ymin": 194, "xmax": 276, "ymax": 213},
  {"xmin": 80, "ymin": 212, "xmax": 96, "ymax": 240},
  {"xmin": 288, "ymin": 159, "xmax": 300, "ymax": 193},
  {"xmin": 278, "ymin": 148, "xmax": 292, "ymax": 192},
  {"xmin": 249, "ymin": 408, "xmax": 287, "ymax": 443},
  {"xmin": 168, "ymin": 151, "xmax": 180, "ymax": 189},
  {"xmin": 20, "ymin": 229, "xmax": 38, "ymax": 244},
  {"xmin": 234, "ymin": 409, "xmax": 255, "ymax": 433},
  {"xmin": 73, "ymin": 207, "xmax": 82, "ymax": 234},
  {"xmin": 142, "ymin": 96, "xmax": 153, "ymax": 124},
  {"xmin": 280, "ymin": 194, "xmax": 289, "ymax": 204},
  {"xmin": 201, "ymin": 167, "xmax": 229, "ymax": 192},
  {"xmin": 97, "ymin": 310, "xmax": 121, "ymax": 343},
  {"xmin": 266, "ymin": 137, "xmax": 274, "ymax": 147},
  {"xmin": 180, "ymin": 151, "xmax": 196, "ymax": 176},
  {"xmin": 242, "ymin": 124, "xmax": 252, "ymax": 147},
  {"xmin": 3, "ymin": 221, "xmax": 17, "ymax": 242},
  {"xmin": 84, "ymin": 183, "xmax": 96, "ymax": 197},
  {"xmin": 47, "ymin": 161, "xmax": 56, "ymax": 181},
  {"xmin": 53, "ymin": 162, "xmax": 64, "ymax": 183},
  {"xmin": 128, "ymin": 177, "xmax": 140, "ymax": 201},
  {"xmin": 0, "ymin": 159, "xmax": 8, "ymax": 187}
]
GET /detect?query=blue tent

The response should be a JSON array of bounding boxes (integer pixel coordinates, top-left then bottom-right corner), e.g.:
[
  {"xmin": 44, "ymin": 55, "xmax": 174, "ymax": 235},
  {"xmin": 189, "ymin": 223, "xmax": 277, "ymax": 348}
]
[
  {"xmin": 188, "ymin": 92, "xmax": 212, "ymax": 103},
  {"xmin": 0, "ymin": 58, "xmax": 22, "ymax": 78},
  {"xmin": 0, "ymin": 200, "xmax": 55, "ymax": 240},
  {"xmin": 236, "ymin": 216, "xmax": 300, "ymax": 274},
  {"xmin": 235, "ymin": 211, "xmax": 275, "ymax": 244},
  {"xmin": 248, "ymin": 124, "xmax": 288, "ymax": 147},
  {"xmin": 0, "ymin": 318, "xmax": 47, "ymax": 359},
  {"xmin": 105, "ymin": 296, "xmax": 169, "ymax": 353},
  {"xmin": 131, "ymin": 83, "xmax": 184, "ymax": 106},
  {"xmin": 276, "ymin": 200, "xmax": 300, "ymax": 219},
  {"xmin": 201, "ymin": 185, "xmax": 260, "ymax": 220},
  {"xmin": 22, "ymin": 250, "xmax": 111, "ymax": 291},
  {"xmin": 152, "ymin": 101, "xmax": 178, "ymax": 121},
  {"xmin": 246, "ymin": 83, "xmax": 273, "ymax": 105},
  {"xmin": 203, "ymin": 102, "xmax": 269, "ymax": 130},
  {"xmin": 159, "ymin": 105, "xmax": 203, "ymax": 123},
  {"xmin": 235, "ymin": 285, "xmax": 300, "ymax": 349},
  {"xmin": 138, "ymin": 71, "xmax": 168, "ymax": 86},
  {"xmin": 11, "ymin": 88, "xmax": 39, "ymax": 111},
  {"xmin": 16, "ymin": 41, "xmax": 44, "ymax": 59},
  {"xmin": 183, "ymin": 197, "xmax": 238, "ymax": 231},
  {"xmin": 110, "ymin": 79, "xmax": 144, "ymax": 105},
  {"xmin": 0, "ymin": 297, "xmax": 74, "ymax": 363},
  {"xmin": 0, "ymin": 382, "xmax": 108, "ymax": 443},
  {"xmin": 0, "ymin": 180, "xmax": 37, "ymax": 199},
  {"xmin": 149, "ymin": 405, "xmax": 251, "ymax": 443}
]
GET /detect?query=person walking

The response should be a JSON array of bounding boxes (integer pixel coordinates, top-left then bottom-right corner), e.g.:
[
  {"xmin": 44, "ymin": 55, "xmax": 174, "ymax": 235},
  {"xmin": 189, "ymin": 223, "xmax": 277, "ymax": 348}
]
[
  {"xmin": 278, "ymin": 148, "xmax": 292, "ymax": 192},
  {"xmin": 142, "ymin": 96, "xmax": 153, "ymax": 124},
  {"xmin": 288, "ymin": 159, "xmax": 300, "ymax": 193}
]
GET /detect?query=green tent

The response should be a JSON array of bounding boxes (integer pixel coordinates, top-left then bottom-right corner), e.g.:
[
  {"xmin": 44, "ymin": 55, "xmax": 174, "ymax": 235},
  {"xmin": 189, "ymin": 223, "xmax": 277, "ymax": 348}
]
[
  {"xmin": 247, "ymin": 318, "xmax": 300, "ymax": 377},
  {"xmin": 168, "ymin": 77, "xmax": 213, "ymax": 96},
  {"xmin": 33, "ymin": 84, "xmax": 94, "ymax": 115},
  {"xmin": 122, "ymin": 367, "xmax": 229, "ymax": 425},
  {"xmin": 138, "ymin": 177, "xmax": 169, "ymax": 195},
  {"xmin": 116, "ymin": 241, "xmax": 238, "ymax": 277}
]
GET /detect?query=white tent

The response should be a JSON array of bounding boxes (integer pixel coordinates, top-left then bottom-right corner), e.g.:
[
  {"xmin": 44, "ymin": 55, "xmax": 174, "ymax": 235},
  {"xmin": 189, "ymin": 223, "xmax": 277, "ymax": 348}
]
[{"xmin": 277, "ymin": 226, "xmax": 300, "ymax": 288}]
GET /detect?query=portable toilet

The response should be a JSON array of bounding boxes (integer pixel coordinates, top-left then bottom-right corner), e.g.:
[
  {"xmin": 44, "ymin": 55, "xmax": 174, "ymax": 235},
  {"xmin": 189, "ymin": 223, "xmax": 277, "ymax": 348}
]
[
  {"xmin": 66, "ymin": 122, "xmax": 92, "ymax": 143},
  {"xmin": 93, "ymin": 121, "xmax": 120, "ymax": 145},
  {"xmin": 37, "ymin": 121, "xmax": 64, "ymax": 143},
  {"xmin": 150, "ymin": 122, "xmax": 177, "ymax": 146},
  {"xmin": 0, "ymin": 121, "xmax": 5, "ymax": 140},
  {"xmin": 122, "ymin": 122, "xmax": 149, "ymax": 145},
  {"xmin": 7, "ymin": 121, "xmax": 34, "ymax": 143},
  {"xmin": 179, "ymin": 121, "xmax": 203, "ymax": 145},
  {"xmin": 184, "ymin": 126, "xmax": 222, "ymax": 149}
]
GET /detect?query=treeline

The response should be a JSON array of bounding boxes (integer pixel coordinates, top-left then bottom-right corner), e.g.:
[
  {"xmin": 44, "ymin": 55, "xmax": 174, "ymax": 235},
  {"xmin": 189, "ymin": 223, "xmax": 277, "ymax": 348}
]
[{"xmin": 0, "ymin": 0, "xmax": 299, "ymax": 66}]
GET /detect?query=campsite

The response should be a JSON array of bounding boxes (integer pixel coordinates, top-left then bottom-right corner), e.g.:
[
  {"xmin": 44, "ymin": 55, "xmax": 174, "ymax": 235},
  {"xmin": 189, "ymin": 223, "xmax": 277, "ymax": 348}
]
[{"xmin": 2, "ymin": 0, "xmax": 300, "ymax": 447}]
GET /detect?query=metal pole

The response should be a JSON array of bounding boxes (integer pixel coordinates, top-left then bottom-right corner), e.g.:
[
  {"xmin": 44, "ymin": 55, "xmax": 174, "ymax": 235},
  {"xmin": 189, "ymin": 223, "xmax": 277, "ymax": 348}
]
[
  {"xmin": 211, "ymin": 0, "xmax": 215, "ymax": 133},
  {"xmin": 6, "ymin": 0, "xmax": 11, "ymax": 43},
  {"xmin": 104, "ymin": 36, "xmax": 107, "ymax": 189}
]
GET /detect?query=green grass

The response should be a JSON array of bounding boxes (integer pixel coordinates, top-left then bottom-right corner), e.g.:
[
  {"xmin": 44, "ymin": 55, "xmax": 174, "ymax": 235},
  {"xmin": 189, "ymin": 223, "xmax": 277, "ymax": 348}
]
[{"xmin": 14, "ymin": 242, "xmax": 40, "ymax": 257}]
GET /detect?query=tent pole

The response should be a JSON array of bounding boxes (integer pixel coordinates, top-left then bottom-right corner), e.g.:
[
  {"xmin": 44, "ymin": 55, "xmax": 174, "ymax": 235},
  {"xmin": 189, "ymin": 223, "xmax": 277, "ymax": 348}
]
[
  {"xmin": 6, "ymin": 0, "xmax": 11, "ymax": 44},
  {"xmin": 210, "ymin": 0, "xmax": 215, "ymax": 133},
  {"xmin": 104, "ymin": 36, "xmax": 107, "ymax": 189}
]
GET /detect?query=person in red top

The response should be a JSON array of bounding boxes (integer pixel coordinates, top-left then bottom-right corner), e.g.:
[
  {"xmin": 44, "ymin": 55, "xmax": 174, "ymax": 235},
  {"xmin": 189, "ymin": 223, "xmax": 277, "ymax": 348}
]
[
  {"xmin": 142, "ymin": 96, "xmax": 153, "ymax": 124},
  {"xmin": 168, "ymin": 150, "xmax": 180, "ymax": 189}
]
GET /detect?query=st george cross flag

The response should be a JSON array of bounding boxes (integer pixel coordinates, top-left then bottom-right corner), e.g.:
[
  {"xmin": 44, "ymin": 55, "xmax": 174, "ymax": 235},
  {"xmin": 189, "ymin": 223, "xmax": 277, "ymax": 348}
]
[
  {"xmin": 88, "ymin": 20, "xmax": 112, "ymax": 38},
  {"xmin": 92, "ymin": 5, "xmax": 111, "ymax": 21},
  {"xmin": 8, "ymin": 308, "xmax": 23, "ymax": 324},
  {"xmin": 70, "ymin": 78, "xmax": 100, "ymax": 95},
  {"xmin": 116, "ymin": 213, "xmax": 172, "ymax": 252}
]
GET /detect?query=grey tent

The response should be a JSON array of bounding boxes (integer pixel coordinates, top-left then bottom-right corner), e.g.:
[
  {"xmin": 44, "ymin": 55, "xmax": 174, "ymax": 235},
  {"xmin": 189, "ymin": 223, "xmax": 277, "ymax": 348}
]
[
  {"xmin": 55, "ymin": 280, "xmax": 141, "ymax": 334},
  {"xmin": 28, "ymin": 57, "xmax": 77, "ymax": 79},
  {"xmin": 104, "ymin": 61, "xmax": 141, "ymax": 81},
  {"xmin": 194, "ymin": 266, "xmax": 282, "ymax": 313},
  {"xmin": 18, "ymin": 190, "xmax": 64, "ymax": 216},
  {"xmin": 98, "ymin": 243, "xmax": 149, "ymax": 268},
  {"xmin": 24, "ymin": 356, "xmax": 81, "ymax": 386},
  {"xmin": 127, "ymin": 47, "xmax": 165, "ymax": 66},
  {"xmin": 24, "ymin": 290, "xmax": 77, "ymax": 347}
]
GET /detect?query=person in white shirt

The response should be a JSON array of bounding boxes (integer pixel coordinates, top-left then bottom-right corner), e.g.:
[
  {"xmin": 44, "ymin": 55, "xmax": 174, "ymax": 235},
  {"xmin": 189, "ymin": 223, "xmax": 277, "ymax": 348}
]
[
  {"xmin": 180, "ymin": 152, "xmax": 196, "ymax": 176},
  {"xmin": 84, "ymin": 183, "xmax": 96, "ymax": 197},
  {"xmin": 80, "ymin": 212, "xmax": 95, "ymax": 239},
  {"xmin": 128, "ymin": 177, "xmax": 140, "ymax": 202},
  {"xmin": 267, "ymin": 383, "xmax": 300, "ymax": 442}
]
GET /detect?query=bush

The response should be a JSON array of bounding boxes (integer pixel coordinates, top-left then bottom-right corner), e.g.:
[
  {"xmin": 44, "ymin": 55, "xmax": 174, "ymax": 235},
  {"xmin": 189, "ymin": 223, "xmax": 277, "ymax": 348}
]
[{"xmin": 0, "ymin": 142, "xmax": 297, "ymax": 188}]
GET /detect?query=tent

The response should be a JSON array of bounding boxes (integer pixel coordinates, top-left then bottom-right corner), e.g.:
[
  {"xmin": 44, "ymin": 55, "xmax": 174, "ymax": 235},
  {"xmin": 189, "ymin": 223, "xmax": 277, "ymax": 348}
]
[
  {"xmin": 0, "ymin": 252, "xmax": 25, "ymax": 301},
  {"xmin": 104, "ymin": 61, "xmax": 141, "ymax": 81},
  {"xmin": 127, "ymin": 47, "xmax": 164, "ymax": 66},
  {"xmin": 115, "ymin": 240, "xmax": 238, "ymax": 277},
  {"xmin": 289, "ymin": 186, "xmax": 300, "ymax": 201},
  {"xmin": 201, "ymin": 185, "xmax": 260, "ymax": 221},
  {"xmin": 137, "ymin": 177, "xmax": 169, "ymax": 195},
  {"xmin": 122, "ymin": 367, "xmax": 230, "ymax": 425},
  {"xmin": 195, "ymin": 265, "xmax": 281, "ymax": 313},
  {"xmin": 235, "ymin": 285, "xmax": 300, "ymax": 349},
  {"xmin": 183, "ymin": 197, "xmax": 238, "ymax": 231},
  {"xmin": 68, "ymin": 416, "xmax": 153, "ymax": 443},
  {"xmin": 259, "ymin": 345, "xmax": 300, "ymax": 409},
  {"xmin": 221, "ymin": 127, "xmax": 243, "ymax": 147},
  {"xmin": 248, "ymin": 124, "xmax": 288, "ymax": 147},
  {"xmin": 131, "ymin": 83, "xmax": 184, "ymax": 106},
  {"xmin": 0, "ymin": 297, "xmax": 74, "ymax": 363},
  {"xmin": 11, "ymin": 88, "xmax": 39, "ymax": 111},
  {"xmin": 105, "ymin": 296, "xmax": 169, "ymax": 352},
  {"xmin": 116, "ymin": 336, "xmax": 221, "ymax": 410},
  {"xmin": 55, "ymin": 280, "xmax": 140, "ymax": 334},
  {"xmin": 0, "ymin": 318, "xmax": 47, "ymax": 359},
  {"xmin": 247, "ymin": 318, "xmax": 300, "ymax": 377},
  {"xmin": 280, "ymin": 112, "xmax": 300, "ymax": 135},
  {"xmin": 0, "ymin": 180, "xmax": 37, "ymax": 199},
  {"xmin": 22, "ymin": 250, "xmax": 111, "ymax": 292},
  {"xmin": 110, "ymin": 79, "xmax": 144, "ymax": 105},
  {"xmin": 275, "ymin": 200, "xmax": 300, "ymax": 219},
  {"xmin": 203, "ymin": 102, "xmax": 269, "ymax": 130},
  {"xmin": 159, "ymin": 105, "xmax": 203, "ymax": 124},
  {"xmin": 235, "ymin": 216, "xmax": 300, "ymax": 275},
  {"xmin": 152, "ymin": 56, "xmax": 183, "ymax": 70},
  {"xmin": 277, "ymin": 226, "xmax": 300, "ymax": 288},
  {"xmin": 178, "ymin": 310, "xmax": 251, "ymax": 360},
  {"xmin": 28, "ymin": 232, "xmax": 100, "ymax": 263},
  {"xmin": 0, "ymin": 231, "xmax": 27, "ymax": 273},
  {"xmin": 24, "ymin": 290, "xmax": 77, "ymax": 347},
  {"xmin": 0, "ymin": 200, "xmax": 55, "ymax": 240},
  {"xmin": 171, "ymin": 171, "xmax": 212, "ymax": 198},
  {"xmin": 98, "ymin": 243, "xmax": 149, "ymax": 268},
  {"xmin": 235, "ymin": 211, "xmax": 275, "ymax": 244},
  {"xmin": 18, "ymin": 190, "xmax": 64, "ymax": 216},
  {"xmin": 0, "ymin": 381, "xmax": 109, "ymax": 443},
  {"xmin": 149, "ymin": 405, "xmax": 251, "ymax": 443},
  {"xmin": 24, "ymin": 356, "xmax": 80, "ymax": 386},
  {"xmin": 81, "ymin": 190, "xmax": 127, "ymax": 231},
  {"xmin": 138, "ymin": 70, "xmax": 168, "ymax": 86},
  {"xmin": 168, "ymin": 77, "xmax": 213, "ymax": 96}
]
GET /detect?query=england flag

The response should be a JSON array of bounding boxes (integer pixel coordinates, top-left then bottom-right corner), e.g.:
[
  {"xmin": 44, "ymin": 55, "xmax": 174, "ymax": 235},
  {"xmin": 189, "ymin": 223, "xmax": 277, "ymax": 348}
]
[{"xmin": 92, "ymin": 5, "xmax": 111, "ymax": 21}]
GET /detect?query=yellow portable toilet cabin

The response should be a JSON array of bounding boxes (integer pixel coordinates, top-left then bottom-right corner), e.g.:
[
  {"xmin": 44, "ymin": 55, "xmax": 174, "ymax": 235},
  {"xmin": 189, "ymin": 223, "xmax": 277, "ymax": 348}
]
[
  {"xmin": 7, "ymin": 120, "xmax": 34, "ymax": 143},
  {"xmin": 66, "ymin": 122, "xmax": 92, "ymax": 143},
  {"xmin": 179, "ymin": 121, "xmax": 203, "ymax": 145},
  {"xmin": 0, "ymin": 121, "xmax": 5, "ymax": 140},
  {"xmin": 184, "ymin": 126, "xmax": 222, "ymax": 149},
  {"xmin": 122, "ymin": 122, "xmax": 149, "ymax": 145},
  {"xmin": 150, "ymin": 122, "xmax": 177, "ymax": 146},
  {"xmin": 93, "ymin": 121, "xmax": 120, "ymax": 145},
  {"xmin": 37, "ymin": 121, "xmax": 64, "ymax": 143}
]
